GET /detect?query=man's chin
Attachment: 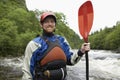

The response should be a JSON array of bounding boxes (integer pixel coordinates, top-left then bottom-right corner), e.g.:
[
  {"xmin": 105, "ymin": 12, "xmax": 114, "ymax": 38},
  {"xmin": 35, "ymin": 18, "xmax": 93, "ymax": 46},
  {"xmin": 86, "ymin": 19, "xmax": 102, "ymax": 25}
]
[{"xmin": 43, "ymin": 29, "xmax": 55, "ymax": 33}]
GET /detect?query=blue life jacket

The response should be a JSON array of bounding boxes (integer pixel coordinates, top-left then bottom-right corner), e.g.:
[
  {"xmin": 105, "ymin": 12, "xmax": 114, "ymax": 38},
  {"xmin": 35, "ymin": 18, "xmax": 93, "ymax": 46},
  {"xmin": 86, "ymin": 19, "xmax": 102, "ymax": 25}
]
[{"xmin": 30, "ymin": 35, "xmax": 73, "ymax": 79}]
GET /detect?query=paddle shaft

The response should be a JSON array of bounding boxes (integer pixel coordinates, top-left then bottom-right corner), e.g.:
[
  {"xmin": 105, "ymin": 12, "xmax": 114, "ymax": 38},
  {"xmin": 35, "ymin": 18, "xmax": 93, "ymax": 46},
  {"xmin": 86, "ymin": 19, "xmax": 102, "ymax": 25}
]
[{"xmin": 85, "ymin": 52, "xmax": 89, "ymax": 80}]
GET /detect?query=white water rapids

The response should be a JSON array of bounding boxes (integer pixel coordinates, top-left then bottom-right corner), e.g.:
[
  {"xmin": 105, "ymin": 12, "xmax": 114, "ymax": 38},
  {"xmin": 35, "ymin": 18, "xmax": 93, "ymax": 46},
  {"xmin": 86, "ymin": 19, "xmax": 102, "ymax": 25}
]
[{"xmin": 0, "ymin": 50, "xmax": 120, "ymax": 80}]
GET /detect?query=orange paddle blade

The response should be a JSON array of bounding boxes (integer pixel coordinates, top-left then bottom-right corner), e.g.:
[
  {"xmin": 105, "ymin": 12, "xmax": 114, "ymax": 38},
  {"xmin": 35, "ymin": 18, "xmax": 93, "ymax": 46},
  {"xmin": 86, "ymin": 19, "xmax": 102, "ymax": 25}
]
[{"xmin": 78, "ymin": 1, "xmax": 94, "ymax": 42}]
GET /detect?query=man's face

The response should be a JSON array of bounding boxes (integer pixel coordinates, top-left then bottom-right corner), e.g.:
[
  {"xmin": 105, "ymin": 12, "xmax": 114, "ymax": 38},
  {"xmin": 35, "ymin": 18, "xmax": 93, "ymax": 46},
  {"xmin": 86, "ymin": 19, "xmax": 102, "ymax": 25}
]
[{"xmin": 41, "ymin": 17, "xmax": 56, "ymax": 33}]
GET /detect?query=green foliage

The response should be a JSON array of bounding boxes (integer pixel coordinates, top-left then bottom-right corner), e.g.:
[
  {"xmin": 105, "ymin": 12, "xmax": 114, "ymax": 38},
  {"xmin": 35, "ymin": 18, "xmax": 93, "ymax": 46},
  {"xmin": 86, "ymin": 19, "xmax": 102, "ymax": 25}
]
[
  {"xmin": 0, "ymin": 0, "xmax": 26, "ymax": 19},
  {"xmin": 7, "ymin": 8, "xmax": 40, "ymax": 33},
  {"xmin": 15, "ymin": 30, "xmax": 38, "ymax": 55},
  {"xmin": 0, "ymin": 0, "xmax": 81, "ymax": 57},
  {"xmin": 104, "ymin": 25, "xmax": 120, "ymax": 50},
  {"xmin": 89, "ymin": 22, "xmax": 120, "ymax": 52},
  {"xmin": 0, "ymin": 18, "xmax": 18, "ymax": 56}
]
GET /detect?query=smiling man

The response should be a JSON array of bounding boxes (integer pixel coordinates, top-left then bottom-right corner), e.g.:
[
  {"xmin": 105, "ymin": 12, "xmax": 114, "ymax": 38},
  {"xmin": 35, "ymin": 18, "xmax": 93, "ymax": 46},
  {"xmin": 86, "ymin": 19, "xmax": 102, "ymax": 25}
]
[
  {"xmin": 22, "ymin": 11, "xmax": 90, "ymax": 80},
  {"xmin": 40, "ymin": 12, "xmax": 56, "ymax": 34}
]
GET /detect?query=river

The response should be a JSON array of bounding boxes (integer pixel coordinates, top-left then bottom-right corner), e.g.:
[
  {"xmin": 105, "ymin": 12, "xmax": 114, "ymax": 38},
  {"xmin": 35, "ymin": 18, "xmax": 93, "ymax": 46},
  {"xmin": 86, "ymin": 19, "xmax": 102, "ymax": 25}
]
[{"xmin": 0, "ymin": 50, "xmax": 120, "ymax": 80}]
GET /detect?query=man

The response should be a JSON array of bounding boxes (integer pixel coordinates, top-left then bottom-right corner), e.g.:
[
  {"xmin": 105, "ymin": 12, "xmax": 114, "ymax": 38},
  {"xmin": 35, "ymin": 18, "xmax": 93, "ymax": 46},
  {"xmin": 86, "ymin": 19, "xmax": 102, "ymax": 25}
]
[{"xmin": 22, "ymin": 11, "xmax": 90, "ymax": 80}]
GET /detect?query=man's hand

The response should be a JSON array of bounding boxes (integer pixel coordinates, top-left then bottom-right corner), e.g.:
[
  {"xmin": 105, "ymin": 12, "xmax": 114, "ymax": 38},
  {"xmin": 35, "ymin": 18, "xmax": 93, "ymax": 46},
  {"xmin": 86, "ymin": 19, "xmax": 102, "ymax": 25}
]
[{"xmin": 80, "ymin": 43, "xmax": 90, "ymax": 54}]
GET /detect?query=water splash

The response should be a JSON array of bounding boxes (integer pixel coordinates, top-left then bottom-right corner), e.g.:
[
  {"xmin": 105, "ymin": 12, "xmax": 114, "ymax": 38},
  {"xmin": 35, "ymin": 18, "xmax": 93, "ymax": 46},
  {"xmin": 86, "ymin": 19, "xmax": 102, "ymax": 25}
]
[{"xmin": 0, "ymin": 50, "xmax": 120, "ymax": 80}]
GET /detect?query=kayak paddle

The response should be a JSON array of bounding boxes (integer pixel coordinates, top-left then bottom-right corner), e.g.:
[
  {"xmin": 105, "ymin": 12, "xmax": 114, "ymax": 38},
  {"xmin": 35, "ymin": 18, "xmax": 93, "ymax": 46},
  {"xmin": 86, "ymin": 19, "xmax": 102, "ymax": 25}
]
[{"xmin": 78, "ymin": 1, "xmax": 94, "ymax": 80}]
